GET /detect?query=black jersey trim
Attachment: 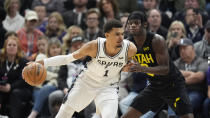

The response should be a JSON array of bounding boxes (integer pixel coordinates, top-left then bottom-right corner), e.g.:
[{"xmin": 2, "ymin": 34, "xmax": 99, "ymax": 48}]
[
  {"xmin": 96, "ymin": 38, "xmax": 100, "ymax": 59},
  {"xmin": 125, "ymin": 40, "xmax": 130, "ymax": 63},
  {"xmin": 102, "ymin": 40, "xmax": 124, "ymax": 59}
]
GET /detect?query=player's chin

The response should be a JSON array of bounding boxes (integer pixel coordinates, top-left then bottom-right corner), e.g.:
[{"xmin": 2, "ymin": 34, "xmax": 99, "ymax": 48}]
[{"xmin": 116, "ymin": 43, "xmax": 122, "ymax": 48}]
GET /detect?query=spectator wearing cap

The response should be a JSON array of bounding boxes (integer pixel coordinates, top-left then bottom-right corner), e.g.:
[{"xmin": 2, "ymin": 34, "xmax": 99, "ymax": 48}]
[
  {"xmin": 174, "ymin": 38, "xmax": 208, "ymax": 117},
  {"xmin": 3, "ymin": 0, "xmax": 24, "ymax": 32},
  {"xmin": 0, "ymin": 7, "xmax": 7, "ymax": 49},
  {"xmin": 17, "ymin": 10, "xmax": 43, "ymax": 60},
  {"xmin": 84, "ymin": 8, "xmax": 103, "ymax": 42},
  {"xmin": 48, "ymin": 35, "xmax": 87, "ymax": 117},
  {"xmin": 194, "ymin": 20, "xmax": 210, "ymax": 60}
]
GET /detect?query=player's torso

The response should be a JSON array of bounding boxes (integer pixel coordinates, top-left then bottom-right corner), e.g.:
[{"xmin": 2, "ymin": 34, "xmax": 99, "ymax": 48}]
[
  {"xmin": 133, "ymin": 32, "xmax": 184, "ymax": 88},
  {"xmin": 83, "ymin": 38, "xmax": 130, "ymax": 86},
  {"xmin": 133, "ymin": 32, "xmax": 158, "ymax": 79}
]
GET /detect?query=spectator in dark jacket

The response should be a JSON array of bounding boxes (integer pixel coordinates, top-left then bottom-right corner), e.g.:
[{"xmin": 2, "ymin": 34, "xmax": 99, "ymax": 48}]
[{"xmin": 0, "ymin": 35, "xmax": 32, "ymax": 118}]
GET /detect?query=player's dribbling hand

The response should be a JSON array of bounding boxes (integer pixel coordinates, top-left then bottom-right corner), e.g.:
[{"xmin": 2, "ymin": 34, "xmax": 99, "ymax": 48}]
[
  {"xmin": 122, "ymin": 63, "xmax": 134, "ymax": 72},
  {"xmin": 129, "ymin": 59, "xmax": 145, "ymax": 72},
  {"xmin": 27, "ymin": 60, "xmax": 44, "ymax": 66}
]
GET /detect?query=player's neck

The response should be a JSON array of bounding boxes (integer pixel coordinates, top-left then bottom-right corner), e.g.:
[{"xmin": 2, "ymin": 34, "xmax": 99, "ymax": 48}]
[
  {"xmin": 105, "ymin": 41, "xmax": 121, "ymax": 57},
  {"xmin": 133, "ymin": 30, "xmax": 147, "ymax": 48}
]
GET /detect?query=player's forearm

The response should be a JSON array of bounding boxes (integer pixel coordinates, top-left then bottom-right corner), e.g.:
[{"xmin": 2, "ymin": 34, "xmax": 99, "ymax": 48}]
[
  {"xmin": 43, "ymin": 54, "xmax": 76, "ymax": 67},
  {"xmin": 140, "ymin": 65, "xmax": 169, "ymax": 75}
]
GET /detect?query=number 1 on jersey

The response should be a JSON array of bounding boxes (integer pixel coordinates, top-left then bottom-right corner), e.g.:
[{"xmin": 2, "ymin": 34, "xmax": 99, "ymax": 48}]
[{"xmin": 104, "ymin": 70, "xmax": 109, "ymax": 77}]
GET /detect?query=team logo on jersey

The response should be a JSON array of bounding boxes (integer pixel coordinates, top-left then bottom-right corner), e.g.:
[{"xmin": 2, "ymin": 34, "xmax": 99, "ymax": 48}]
[
  {"xmin": 143, "ymin": 47, "xmax": 150, "ymax": 51},
  {"xmin": 118, "ymin": 57, "xmax": 124, "ymax": 59},
  {"xmin": 97, "ymin": 60, "xmax": 123, "ymax": 68}
]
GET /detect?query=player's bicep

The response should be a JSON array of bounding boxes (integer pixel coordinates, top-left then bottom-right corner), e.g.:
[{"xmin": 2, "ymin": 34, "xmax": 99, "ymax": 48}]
[
  {"xmin": 73, "ymin": 40, "xmax": 97, "ymax": 59},
  {"xmin": 127, "ymin": 42, "xmax": 137, "ymax": 61}
]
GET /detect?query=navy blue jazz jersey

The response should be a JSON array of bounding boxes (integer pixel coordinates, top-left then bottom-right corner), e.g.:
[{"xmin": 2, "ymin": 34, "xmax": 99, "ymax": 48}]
[{"xmin": 131, "ymin": 32, "xmax": 185, "ymax": 89}]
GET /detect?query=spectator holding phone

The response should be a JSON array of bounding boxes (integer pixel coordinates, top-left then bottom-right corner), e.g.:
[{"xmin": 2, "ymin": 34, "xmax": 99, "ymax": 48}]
[{"xmin": 166, "ymin": 20, "xmax": 187, "ymax": 61}]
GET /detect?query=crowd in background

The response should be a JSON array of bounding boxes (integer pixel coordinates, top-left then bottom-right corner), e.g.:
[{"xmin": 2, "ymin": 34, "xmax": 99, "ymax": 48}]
[{"xmin": 0, "ymin": 0, "xmax": 210, "ymax": 118}]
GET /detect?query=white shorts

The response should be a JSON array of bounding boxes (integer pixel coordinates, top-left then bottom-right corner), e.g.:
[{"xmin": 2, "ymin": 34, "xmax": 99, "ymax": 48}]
[{"xmin": 63, "ymin": 76, "xmax": 119, "ymax": 113}]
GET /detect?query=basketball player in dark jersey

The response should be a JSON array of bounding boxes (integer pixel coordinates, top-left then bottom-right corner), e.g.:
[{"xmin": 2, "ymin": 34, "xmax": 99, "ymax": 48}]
[{"xmin": 121, "ymin": 11, "xmax": 194, "ymax": 118}]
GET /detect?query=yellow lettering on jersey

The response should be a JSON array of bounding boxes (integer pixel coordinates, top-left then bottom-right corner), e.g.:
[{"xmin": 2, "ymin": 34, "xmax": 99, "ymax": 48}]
[
  {"xmin": 141, "ymin": 54, "xmax": 148, "ymax": 63},
  {"xmin": 143, "ymin": 47, "xmax": 149, "ymax": 51},
  {"xmin": 146, "ymin": 54, "xmax": 154, "ymax": 63}
]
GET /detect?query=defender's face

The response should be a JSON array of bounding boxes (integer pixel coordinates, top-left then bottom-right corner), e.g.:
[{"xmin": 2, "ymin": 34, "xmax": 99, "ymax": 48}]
[
  {"xmin": 106, "ymin": 28, "xmax": 124, "ymax": 48},
  {"xmin": 127, "ymin": 19, "xmax": 142, "ymax": 35}
]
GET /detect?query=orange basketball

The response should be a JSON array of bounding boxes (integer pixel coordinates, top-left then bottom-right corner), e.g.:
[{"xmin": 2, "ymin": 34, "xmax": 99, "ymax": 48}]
[{"xmin": 22, "ymin": 63, "xmax": 47, "ymax": 86}]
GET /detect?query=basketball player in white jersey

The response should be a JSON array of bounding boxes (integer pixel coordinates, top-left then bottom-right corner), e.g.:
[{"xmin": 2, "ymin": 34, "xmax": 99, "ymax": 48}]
[{"xmin": 35, "ymin": 19, "xmax": 137, "ymax": 118}]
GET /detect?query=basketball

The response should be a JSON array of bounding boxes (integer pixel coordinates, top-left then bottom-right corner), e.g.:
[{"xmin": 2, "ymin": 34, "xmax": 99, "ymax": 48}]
[{"xmin": 22, "ymin": 62, "xmax": 47, "ymax": 86}]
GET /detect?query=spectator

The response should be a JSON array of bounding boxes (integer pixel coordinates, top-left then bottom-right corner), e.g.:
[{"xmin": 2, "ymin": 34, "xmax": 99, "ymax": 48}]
[
  {"xmin": 194, "ymin": 20, "xmax": 210, "ymax": 60},
  {"xmin": 33, "ymin": 5, "xmax": 48, "ymax": 33},
  {"xmin": 29, "ymin": 36, "xmax": 48, "ymax": 61},
  {"xmin": 166, "ymin": 21, "xmax": 187, "ymax": 61},
  {"xmin": 173, "ymin": 0, "xmax": 209, "ymax": 27},
  {"xmin": 32, "ymin": 0, "xmax": 65, "ymax": 16},
  {"xmin": 175, "ymin": 0, "xmax": 206, "ymax": 12},
  {"xmin": 97, "ymin": 0, "xmax": 120, "ymax": 28},
  {"xmin": 117, "ymin": 0, "xmax": 138, "ymax": 14},
  {"xmin": 3, "ymin": 0, "xmax": 24, "ymax": 32},
  {"xmin": 119, "ymin": 72, "xmax": 147, "ymax": 114},
  {"xmin": 147, "ymin": 9, "xmax": 168, "ymax": 39},
  {"xmin": 44, "ymin": 12, "xmax": 66, "ymax": 41},
  {"xmin": 84, "ymin": 8, "xmax": 103, "ymax": 42},
  {"xmin": 174, "ymin": 38, "xmax": 208, "ymax": 116},
  {"xmin": 0, "ymin": 35, "xmax": 32, "ymax": 118},
  {"xmin": 28, "ymin": 38, "xmax": 62, "ymax": 118},
  {"xmin": 17, "ymin": 10, "xmax": 43, "ymax": 59},
  {"xmin": 48, "ymin": 36, "xmax": 86, "ymax": 117},
  {"xmin": 203, "ymin": 66, "xmax": 210, "ymax": 118},
  {"xmin": 138, "ymin": 0, "xmax": 171, "ymax": 29},
  {"xmin": 0, "ymin": 7, "xmax": 7, "ymax": 49},
  {"xmin": 120, "ymin": 13, "xmax": 129, "ymax": 30},
  {"xmin": 62, "ymin": 25, "xmax": 84, "ymax": 53},
  {"xmin": 62, "ymin": 0, "xmax": 88, "ymax": 29},
  {"xmin": 184, "ymin": 8, "xmax": 204, "ymax": 43}
]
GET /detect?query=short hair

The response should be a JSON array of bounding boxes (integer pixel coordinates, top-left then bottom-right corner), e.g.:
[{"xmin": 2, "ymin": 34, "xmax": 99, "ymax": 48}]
[
  {"xmin": 86, "ymin": 8, "xmax": 100, "ymax": 18},
  {"xmin": 103, "ymin": 19, "xmax": 122, "ymax": 33},
  {"xmin": 127, "ymin": 11, "xmax": 147, "ymax": 24}
]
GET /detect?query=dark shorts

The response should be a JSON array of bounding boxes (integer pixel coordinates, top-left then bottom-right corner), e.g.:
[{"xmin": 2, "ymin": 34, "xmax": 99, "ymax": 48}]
[{"xmin": 130, "ymin": 82, "xmax": 193, "ymax": 116}]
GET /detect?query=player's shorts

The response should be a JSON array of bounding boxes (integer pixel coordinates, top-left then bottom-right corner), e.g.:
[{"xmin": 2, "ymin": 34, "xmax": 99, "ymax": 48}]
[
  {"xmin": 131, "ymin": 80, "xmax": 193, "ymax": 116},
  {"xmin": 62, "ymin": 75, "xmax": 119, "ymax": 112}
]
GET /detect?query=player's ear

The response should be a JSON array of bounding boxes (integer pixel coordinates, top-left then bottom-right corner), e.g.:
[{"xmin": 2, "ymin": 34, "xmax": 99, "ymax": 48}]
[{"xmin": 105, "ymin": 32, "xmax": 109, "ymax": 38}]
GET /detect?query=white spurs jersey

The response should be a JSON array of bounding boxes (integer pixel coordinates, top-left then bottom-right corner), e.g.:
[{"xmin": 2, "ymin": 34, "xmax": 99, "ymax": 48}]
[{"xmin": 82, "ymin": 37, "xmax": 130, "ymax": 86}]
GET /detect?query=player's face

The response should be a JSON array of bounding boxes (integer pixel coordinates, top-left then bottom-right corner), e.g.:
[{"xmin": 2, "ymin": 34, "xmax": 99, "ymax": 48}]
[
  {"xmin": 106, "ymin": 28, "xmax": 124, "ymax": 48},
  {"xmin": 127, "ymin": 19, "xmax": 143, "ymax": 35}
]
